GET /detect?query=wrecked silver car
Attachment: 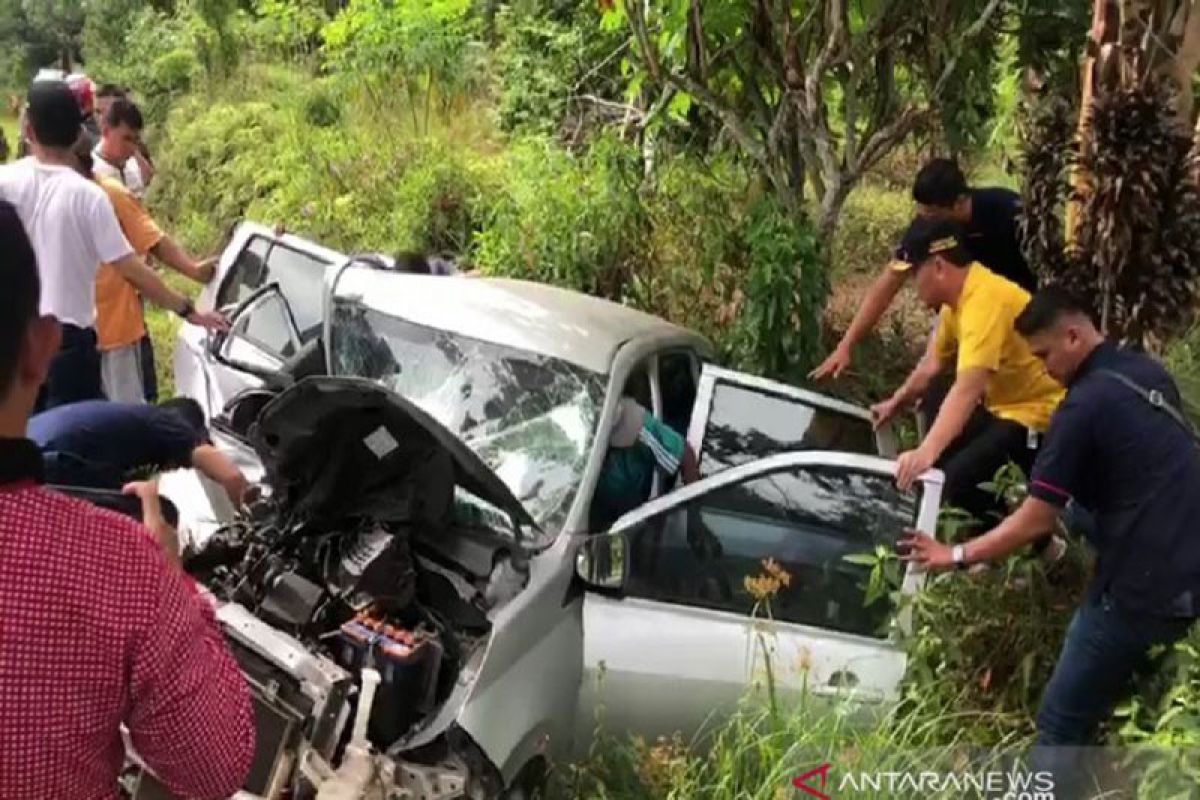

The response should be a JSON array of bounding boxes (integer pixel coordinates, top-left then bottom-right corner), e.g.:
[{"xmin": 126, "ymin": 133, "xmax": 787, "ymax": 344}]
[{"xmin": 159, "ymin": 223, "xmax": 945, "ymax": 799}]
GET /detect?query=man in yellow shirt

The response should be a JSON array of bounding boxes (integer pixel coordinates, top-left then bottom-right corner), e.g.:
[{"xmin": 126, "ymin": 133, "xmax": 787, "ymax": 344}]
[
  {"xmin": 92, "ymin": 175, "xmax": 215, "ymax": 402},
  {"xmin": 872, "ymin": 218, "xmax": 1064, "ymax": 523}
]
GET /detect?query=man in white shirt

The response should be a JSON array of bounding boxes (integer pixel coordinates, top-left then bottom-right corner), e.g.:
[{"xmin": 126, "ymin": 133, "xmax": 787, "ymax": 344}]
[
  {"xmin": 92, "ymin": 97, "xmax": 147, "ymax": 198},
  {"xmin": 0, "ymin": 81, "xmax": 226, "ymax": 410}
]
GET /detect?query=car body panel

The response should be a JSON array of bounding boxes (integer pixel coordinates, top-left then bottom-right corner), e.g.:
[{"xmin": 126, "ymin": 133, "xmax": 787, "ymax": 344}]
[
  {"xmin": 179, "ymin": 222, "xmax": 343, "ymax": 420},
  {"xmin": 576, "ymin": 451, "xmax": 943, "ymax": 748},
  {"xmin": 453, "ymin": 534, "xmax": 584, "ymax": 784},
  {"xmin": 330, "ymin": 266, "xmax": 701, "ymax": 375}
]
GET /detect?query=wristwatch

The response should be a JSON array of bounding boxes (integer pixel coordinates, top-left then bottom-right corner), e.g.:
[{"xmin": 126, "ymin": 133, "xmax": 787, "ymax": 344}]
[
  {"xmin": 951, "ymin": 544, "xmax": 968, "ymax": 571},
  {"xmin": 176, "ymin": 298, "xmax": 195, "ymax": 320}
]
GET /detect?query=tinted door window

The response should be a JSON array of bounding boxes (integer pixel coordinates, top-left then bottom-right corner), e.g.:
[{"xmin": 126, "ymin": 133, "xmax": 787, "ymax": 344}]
[
  {"xmin": 697, "ymin": 380, "xmax": 876, "ymax": 478},
  {"xmin": 216, "ymin": 237, "xmax": 328, "ymax": 342},
  {"xmin": 624, "ymin": 466, "xmax": 916, "ymax": 638}
]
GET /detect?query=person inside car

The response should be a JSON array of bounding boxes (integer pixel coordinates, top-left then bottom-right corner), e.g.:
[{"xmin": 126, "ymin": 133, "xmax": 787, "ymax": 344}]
[
  {"xmin": 591, "ymin": 397, "xmax": 699, "ymax": 530},
  {"xmin": 30, "ymin": 397, "xmax": 256, "ymax": 508},
  {"xmin": 0, "ymin": 199, "xmax": 255, "ymax": 799}
]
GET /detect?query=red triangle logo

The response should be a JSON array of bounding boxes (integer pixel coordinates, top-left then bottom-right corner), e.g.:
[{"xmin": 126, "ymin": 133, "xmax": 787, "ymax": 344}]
[{"xmin": 792, "ymin": 763, "xmax": 833, "ymax": 799}]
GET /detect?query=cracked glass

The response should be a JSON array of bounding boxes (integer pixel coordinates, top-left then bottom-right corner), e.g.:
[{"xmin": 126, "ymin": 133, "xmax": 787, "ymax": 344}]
[{"xmin": 329, "ymin": 297, "xmax": 606, "ymax": 537}]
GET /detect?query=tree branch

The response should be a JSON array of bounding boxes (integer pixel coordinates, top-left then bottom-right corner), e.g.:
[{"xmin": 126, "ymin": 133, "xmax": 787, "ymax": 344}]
[
  {"xmin": 625, "ymin": 0, "xmax": 768, "ymax": 165},
  {"xmin": 931, "ymin": 0, "xmax": 1006, "ymax": 98}
]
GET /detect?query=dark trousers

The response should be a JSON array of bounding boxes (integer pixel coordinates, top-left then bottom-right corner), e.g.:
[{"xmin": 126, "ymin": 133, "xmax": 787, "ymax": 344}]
[
  {"xmin": 139, "ymin": 334, "xmax": 158, "ymax": 402},
  {"xmin": 1032, "ymin": 595, "xmax": 1193, "ymax": 795},
  {"xmin": 935, "ymin": 404, "xmax": 1036, "ymax": 523},
  {"xmin": 35, "ymin": 323, "xmax": 103, "ymax": 412}
]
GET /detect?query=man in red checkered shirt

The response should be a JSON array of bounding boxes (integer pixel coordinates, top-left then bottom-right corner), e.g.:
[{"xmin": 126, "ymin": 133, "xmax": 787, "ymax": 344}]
[{"xmin": 0, "ymin": 199, "xmax": 255, "ymax": 798}]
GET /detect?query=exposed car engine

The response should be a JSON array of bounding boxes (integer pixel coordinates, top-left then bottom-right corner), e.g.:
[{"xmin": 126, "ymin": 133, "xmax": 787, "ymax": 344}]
[{"xmin": 134, "ymin": 378, "xmax": 536, "ymax": 800}]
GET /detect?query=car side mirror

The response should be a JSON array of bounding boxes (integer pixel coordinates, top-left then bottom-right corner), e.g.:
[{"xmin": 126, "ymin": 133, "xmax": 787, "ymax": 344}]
[{"xmin": 575, "ymin": 532, "xmax": 627, "ymax": 591}]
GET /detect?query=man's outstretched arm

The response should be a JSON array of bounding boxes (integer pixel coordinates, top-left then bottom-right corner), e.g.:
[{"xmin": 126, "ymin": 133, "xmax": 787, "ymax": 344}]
[
  {"xmin": 110, "ymin": 253, "xmax": 228, "ymax": 331},
  {"xmin": 151, "ymin": 236, "xmax": 216, "ymax": 285},
  {"xmin": 894, "ymin": 366, "xmax": 990, "ymax": 490},
  {"xmin": 900, "ymin": 495, "xmax": 1060, "ymax": 570},
  {"xmin": 870, "ymin": 335, "xmax": 945, "ymax": 430},
  {"xmin": 810, "ymin": 266, "xmax": 906, "ymax": 380},
  {"xmin": 191, "ymin": 444, "xmax": 253, "ymax": 507}
]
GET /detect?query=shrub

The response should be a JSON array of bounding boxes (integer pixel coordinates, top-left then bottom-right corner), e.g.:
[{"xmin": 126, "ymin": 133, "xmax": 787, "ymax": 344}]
[
  {"xmin": 828, "ymin": 182, "xmax": 910, "ymax": 280},
  {"xmin": 492, "ymin": 2, "xmax": 624, "ymax": 137},
  {"xmin": 303, "ymin": 88, "xmax": 342, "ymax": 128},
  {"xmin": 473, "ymin": 135, "xmax": 642, "ymax": 295},
  {"xmin": 149, "ymin": 48, "xmax": 201, "ymax": 97},
  {"xmin": 321, "ymin": 0, "xmax": 482, "ymax": 132},
  {"xmin": 247, "ymin": 0, "xmax": 327, "ymax": 61}
]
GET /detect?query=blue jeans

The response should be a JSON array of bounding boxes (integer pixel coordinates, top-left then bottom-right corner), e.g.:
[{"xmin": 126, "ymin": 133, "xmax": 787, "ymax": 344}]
[{"xmin": 1033, "ymin": 594, "xmax": 1193, "ymax": 796}]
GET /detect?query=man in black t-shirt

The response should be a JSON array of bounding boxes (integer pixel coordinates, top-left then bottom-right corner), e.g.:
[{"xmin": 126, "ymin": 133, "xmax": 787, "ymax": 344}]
[
  {"xmin": 812, "ymin": 159, "xmax": 1036, "ymax": 380},
  {"xmin": 29, "ymin": 398, "xmax": 254, "ymax": 506}
]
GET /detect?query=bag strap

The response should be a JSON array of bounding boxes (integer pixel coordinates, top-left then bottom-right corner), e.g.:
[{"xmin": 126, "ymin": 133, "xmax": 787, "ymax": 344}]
[{"xmin": 1096, "ymin": 368, "xmax": 1199, "ymax": 444}]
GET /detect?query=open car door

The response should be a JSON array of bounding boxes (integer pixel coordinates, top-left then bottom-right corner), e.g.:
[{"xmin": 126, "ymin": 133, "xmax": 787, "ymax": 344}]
[
  {"xmin": 576, "ymin": 451, "xmax": 942, "ymax": 748},
  {"xmin": 685, "ymin": 365, "xmax": 897, "ymax": 478}
]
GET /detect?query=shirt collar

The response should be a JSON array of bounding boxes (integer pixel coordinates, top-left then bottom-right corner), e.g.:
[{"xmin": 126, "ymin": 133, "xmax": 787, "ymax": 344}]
[
  {"xmin": 0, "ymin": 437, "xmax": 44, "ymax": 486},
  {"xmin": 1071, "ymin": 340, "xmax": 1118, "ymax": 386},
  {"xmin": 949, "ymin": 262, "xmax": 985, "ymax": 310}
]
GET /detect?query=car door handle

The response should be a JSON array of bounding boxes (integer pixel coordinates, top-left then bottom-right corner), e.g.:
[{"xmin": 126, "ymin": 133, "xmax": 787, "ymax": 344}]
[{"xmin": 811, "ymin": 671, "xmax": 885, "ymax": 703}]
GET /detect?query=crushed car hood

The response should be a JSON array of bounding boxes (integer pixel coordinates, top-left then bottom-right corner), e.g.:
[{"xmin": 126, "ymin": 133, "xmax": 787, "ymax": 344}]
[{"xmin": 251, "ymin": 376, "xmax": 535, "ymax": 530}]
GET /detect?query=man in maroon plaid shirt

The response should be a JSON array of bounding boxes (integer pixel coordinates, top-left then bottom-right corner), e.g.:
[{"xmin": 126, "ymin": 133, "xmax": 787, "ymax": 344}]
[{"xmin": 0, "ymin": 199, "xmax": 255, "ymax": 798}]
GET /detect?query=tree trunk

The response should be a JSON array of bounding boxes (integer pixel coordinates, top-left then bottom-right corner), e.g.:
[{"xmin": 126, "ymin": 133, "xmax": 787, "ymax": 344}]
[{"xmin": 816, "ymin": 176, "xmax": 855, "ymax": 251}]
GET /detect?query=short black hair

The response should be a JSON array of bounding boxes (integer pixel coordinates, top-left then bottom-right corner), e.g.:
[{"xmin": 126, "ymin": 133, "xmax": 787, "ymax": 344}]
[
  {"xmin": 159, "ymin": 397, "xmax": 206, "ymax": 438},
  {"xmin": 1015, "ymin": 286, "xmax": 1097, "ymax": 337},
  {"xmin": 104, "ymin": 98, "xmax": 143, "ymax": 131},
  {"xmin": 96, "ymin": 83, "xmax": 127, "ymax": 100},
  {"xmin": 0, "ymin": 201, "xmax": 40, "ymax": 397},
  {"xmin": 912, "ymin": 158, "xmax": 969, "ymax": 207},
  {"xmin": 26, "ymin": 81, "xmax": 83, "ymax": 148},
  {"xmin": 394, "ymin": 251, "xmax": 433, "ymax": 275}
]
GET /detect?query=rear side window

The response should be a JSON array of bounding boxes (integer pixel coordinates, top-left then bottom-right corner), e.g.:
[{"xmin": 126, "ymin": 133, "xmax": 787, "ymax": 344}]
[
  {"xmin": 697, "ymin": 379, "xmax": 877, "ymax": 478},
  {"xmin": 216, "ymin": 236, "xmax": 270, "ymax": 310},
  {"xmin": 216, "ymin": 235, "xmax": 329, "ymax": 342}
]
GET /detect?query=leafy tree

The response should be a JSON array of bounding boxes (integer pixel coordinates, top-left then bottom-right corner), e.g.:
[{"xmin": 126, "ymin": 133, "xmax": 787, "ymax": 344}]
[
  {"xmin": 606, "ymin": 0, "xmax": 1008, "ymax": 247},
  {"xmin": 22, "ymin": 0, "xmax": 85, "ymax": 70},
  {"xmin": 321, "ymin": 0, "xmax": 481, "ymax": 132},
  {"xmin": 1021, "ymin": 0, "xmax": 1200, "ymax": 346}
]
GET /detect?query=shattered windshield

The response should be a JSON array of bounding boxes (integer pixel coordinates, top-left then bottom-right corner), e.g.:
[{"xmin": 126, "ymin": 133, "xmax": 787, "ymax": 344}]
[{"xmin": 329, "ymin": 298, "xmax": 606, "ymax": 535}]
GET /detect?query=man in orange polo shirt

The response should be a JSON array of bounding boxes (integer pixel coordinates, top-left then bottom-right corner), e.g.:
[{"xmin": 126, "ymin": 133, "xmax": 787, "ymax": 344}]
[{"xmin": 84, "ymin": 161, "xmax": 215, "ymax": 401}]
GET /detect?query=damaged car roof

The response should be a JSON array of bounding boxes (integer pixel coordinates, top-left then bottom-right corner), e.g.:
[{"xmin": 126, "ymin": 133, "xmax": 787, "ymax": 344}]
[{"xmin": 330, "ymin": 270, "xmax": 700, "ymax": 374}]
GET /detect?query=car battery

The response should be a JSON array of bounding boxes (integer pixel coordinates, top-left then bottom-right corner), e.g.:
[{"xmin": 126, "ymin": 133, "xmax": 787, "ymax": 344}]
[{"xmin": 336, "ymin": 612, "xmax": 443, "ymax": 747}]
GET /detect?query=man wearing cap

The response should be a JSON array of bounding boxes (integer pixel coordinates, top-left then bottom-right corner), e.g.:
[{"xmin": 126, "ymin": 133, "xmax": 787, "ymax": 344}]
[
  {"xmin": 591, "ymin": 398, "xmax": 699, "ymax": 530},
  {"xmin": 0, "ymin": 81, "xmax": 226, "ymax": 410},
  {"xmin": 872, "ymin": 218, "xmax": 1063, "ymax": 522},
  {"xmin": 811, "ymin": 159, "xmax": 1036, "ymax": 381}
]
